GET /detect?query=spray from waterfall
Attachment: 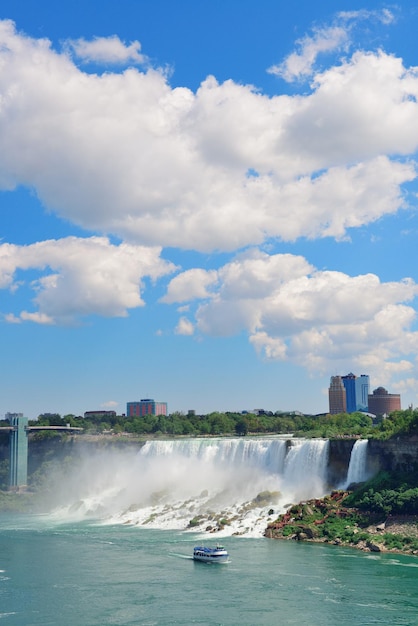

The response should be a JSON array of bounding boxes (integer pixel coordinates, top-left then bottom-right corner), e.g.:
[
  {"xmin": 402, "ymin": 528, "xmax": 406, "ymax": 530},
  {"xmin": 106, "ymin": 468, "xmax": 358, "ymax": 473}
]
[{"xmin": 46, "ymin": 436, "xmax": 331, "ymax": 537}]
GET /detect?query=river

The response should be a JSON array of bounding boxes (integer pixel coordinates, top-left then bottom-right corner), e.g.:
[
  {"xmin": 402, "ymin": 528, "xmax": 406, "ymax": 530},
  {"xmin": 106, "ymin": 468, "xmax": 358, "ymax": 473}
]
[{"xmin": 1, "ymin": 515, "xmax": 418, "ymax": 625}]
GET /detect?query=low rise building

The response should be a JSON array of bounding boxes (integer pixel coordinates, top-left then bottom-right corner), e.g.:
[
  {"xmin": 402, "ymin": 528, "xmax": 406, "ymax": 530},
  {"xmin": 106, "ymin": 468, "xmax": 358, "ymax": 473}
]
[
  {"xmin": 127, "ymin": 399, "xmax": 168, "ymax": 417},
  {"xmin": 368, "ymin": 387, "xmax": 401, "ymax": 416},
  {"xmin": 84, "ymin": 410, "xmax": 116, "ymax": 419}
]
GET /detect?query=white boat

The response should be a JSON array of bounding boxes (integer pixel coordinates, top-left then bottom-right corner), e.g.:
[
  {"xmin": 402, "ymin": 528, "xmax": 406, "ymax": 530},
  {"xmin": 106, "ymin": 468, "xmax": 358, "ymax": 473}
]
[{"xmin": 193, "ymin": 544, "xmax": 229, "ymax": 563}]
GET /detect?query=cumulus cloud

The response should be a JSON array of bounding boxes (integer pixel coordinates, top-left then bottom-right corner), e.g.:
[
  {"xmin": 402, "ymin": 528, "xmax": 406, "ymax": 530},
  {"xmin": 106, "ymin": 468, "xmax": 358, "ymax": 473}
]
[
  {"xmin": 0, "ymin": 14, "xmax": 418, "ymax": 405},
  {"xmin": 175, "ymin": 317, "xmax": 195, "ymax": 336},
  {"xmin": 0, "ymin": 20, "xmax": 417, "ymax": 252},
  {"xmin": 161, "ymin": 269, "xmax": 218, "ymax": 303},
  {"xmin": 163, "ymin": 250, "xmax": 418, "ymax": 383},
  {"xmin": 65, "ymin": 35, "xmax": 146, "ymax": 65},
  {"xmin": 0, "ymin": 237, "xmax": 175, "ymax": 324}
]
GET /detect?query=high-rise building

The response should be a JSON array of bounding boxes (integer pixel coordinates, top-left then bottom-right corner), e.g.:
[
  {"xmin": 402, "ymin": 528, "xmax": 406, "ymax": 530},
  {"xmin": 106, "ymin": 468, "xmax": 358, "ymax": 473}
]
[
  {"xmin": 341, "ymin": 373, "xmax": 369, "ymax": 413},
  {"xmin": 368, "ymin": 387, "xmax": 401, "ymax": 416},
  {"xmin": 328, "ymin": 376, "xmax": 347, "ymax": 414},
  {"xmin": 342, "ymin": 373, "xmax": 357, "ymax": 413},
  {"xmin": 127, "ymin": 399, "xmax": 168, "ymax": 417},
  {"xmin": 356, "ymin": 375, "xmax": 370, "ymax": 412}
]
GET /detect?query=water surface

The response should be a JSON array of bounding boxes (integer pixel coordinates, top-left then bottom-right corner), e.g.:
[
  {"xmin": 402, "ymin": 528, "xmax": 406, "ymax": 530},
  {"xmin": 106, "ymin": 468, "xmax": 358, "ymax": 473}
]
[{"xmin": 1, "ymin": 516, "xmax": 417, "ymax": 625}]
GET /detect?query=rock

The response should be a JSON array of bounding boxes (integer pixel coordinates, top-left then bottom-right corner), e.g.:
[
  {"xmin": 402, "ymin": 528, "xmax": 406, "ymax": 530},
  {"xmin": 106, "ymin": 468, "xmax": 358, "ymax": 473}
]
[
  {"xmin": 367, "ymin": 540, "xmax": 384, "ymax": 552},
  {"xmin": 296, "ymin": 526, "xmax": 317, "ymax": 541},
  {"xmin": 297, "ymin": 532, "xmax": 308, "ymax": 541},
  {"xmin": 301, "ymin": 526, "xmax": 316, "ymax": 539}
]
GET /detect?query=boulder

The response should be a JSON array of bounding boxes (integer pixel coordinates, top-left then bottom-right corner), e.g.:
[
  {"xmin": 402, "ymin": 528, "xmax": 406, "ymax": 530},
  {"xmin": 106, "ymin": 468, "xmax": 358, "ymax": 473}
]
[
  {"xmin": 296, "ymin": 526, "xmax": 316, "ymax": 540},
  {"xmin": 367, "ymin": 540, "xmax": 384, "ymax": 552}
]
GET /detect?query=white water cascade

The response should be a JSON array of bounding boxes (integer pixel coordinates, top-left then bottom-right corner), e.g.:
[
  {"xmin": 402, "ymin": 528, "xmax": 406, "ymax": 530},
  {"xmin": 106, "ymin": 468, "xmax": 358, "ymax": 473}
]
[
  {"xmin": 48, "ymin": 437, "xmax": 330, "ymax": 537},
  {"xmin": 283, "ymin": 438, "xmax": 329, "ymax": 497},
  {"xmin": 342, "ymin": 439, "xmax": 369, "ymax": 489}
]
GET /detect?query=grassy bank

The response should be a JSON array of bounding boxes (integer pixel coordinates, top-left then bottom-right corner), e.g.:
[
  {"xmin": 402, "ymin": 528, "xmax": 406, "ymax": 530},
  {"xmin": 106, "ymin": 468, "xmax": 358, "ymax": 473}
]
[{"xmin": 265, "ymin": 488, "xmax": 418, "ymax": 555}]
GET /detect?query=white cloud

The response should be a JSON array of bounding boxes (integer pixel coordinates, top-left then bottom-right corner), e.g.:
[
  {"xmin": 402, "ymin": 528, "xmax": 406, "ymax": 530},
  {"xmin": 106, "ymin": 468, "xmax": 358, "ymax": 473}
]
[
  {"xmin": 0, "ymin": 21, "xmax": 417, "ymax": 252},
  {"xmin": 164, "ymin": 250, "xmax": 418, "ymax": 385},
  {"xmin": 0, "ymin": 237, "xmax": 175, "ymax": 324},
  {"xmin": 161, "ymin": 269, "xmax": 218, "ymax": 303},
  {"xmin": 20, "ymin": 311, "xmax": 55, "ymax": 325},
  {"xmin": 3, "ymin": 313, "xmax": 21, "ymax": 324},
  {"xmin": 337, "ymin": 9, "xmax": 396, "ymax": 27},
  {"xmin": 269, "ymin": 9, "xmax": 396, "ymax": 82},
  {"xmin": 268, "ymin": 26, "xmax": 349, "ymax": 82},
  {"xmin": 175, "ymin": 317, "xmax": 195, "ymax": 335},
  {"xmin": 66, "ymin": 36, "xmax": 146, "ymax": 65},
  {"xmin": 100, "ymin": 400, "xmax": 119, "ymax": 409}
]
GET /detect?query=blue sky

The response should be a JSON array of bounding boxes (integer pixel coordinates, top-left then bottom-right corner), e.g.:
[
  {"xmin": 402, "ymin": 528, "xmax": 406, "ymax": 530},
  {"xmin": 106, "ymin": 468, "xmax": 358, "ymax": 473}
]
[{"xmin": 1, "ymin": 1, "xmax": 418, "ymax": 418}]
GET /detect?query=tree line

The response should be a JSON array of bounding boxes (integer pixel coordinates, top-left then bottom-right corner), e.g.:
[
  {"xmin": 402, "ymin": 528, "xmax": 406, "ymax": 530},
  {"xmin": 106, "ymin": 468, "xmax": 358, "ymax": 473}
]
[{"xmin": 0, "ymin": 406, "xmax": 416, "ymax": 439}]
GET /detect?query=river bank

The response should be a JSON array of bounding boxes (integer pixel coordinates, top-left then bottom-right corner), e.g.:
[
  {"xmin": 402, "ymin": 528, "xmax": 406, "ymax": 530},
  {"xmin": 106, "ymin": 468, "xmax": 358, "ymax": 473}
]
[{"xmin": 264, "ymin": 491, "xmax": 418, "ymax": 556}]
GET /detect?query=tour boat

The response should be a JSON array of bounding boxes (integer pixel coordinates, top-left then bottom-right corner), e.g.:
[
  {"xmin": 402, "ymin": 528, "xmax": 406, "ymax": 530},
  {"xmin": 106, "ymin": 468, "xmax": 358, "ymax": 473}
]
[{"xmin": 193, "ymin": 544, "xmax": 229, "ymax": 563}]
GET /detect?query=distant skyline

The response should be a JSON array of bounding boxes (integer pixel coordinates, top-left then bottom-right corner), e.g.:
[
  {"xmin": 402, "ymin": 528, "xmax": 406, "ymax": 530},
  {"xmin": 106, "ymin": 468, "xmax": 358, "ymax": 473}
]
[{"xmin": 1, "ymin": 1, "xmax": 418, "ymax": 419}]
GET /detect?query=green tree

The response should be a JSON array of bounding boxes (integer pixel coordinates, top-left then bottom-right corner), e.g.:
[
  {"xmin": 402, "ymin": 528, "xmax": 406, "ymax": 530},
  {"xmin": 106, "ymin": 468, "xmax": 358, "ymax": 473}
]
[{"xmin": 235, "ymin": 418, "xmax": 249, "ymax": 436}]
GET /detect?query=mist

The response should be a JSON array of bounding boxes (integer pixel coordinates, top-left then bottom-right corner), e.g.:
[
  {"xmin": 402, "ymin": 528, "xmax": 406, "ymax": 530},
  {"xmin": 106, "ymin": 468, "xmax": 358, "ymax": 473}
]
[{"xmin": 36, "ymin": 437, "xmax": 331, "ymax": 537}]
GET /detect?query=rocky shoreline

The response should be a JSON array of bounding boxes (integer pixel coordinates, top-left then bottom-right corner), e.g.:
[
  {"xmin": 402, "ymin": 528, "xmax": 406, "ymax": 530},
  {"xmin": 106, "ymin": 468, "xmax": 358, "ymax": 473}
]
[{"xmin": 265, "ymin": 492, "xmax": 418, "ymax": 556}]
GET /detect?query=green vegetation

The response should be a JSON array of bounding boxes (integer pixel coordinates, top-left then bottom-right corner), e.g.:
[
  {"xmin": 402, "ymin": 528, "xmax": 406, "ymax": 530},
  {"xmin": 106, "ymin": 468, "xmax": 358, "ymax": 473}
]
[
  {"xmin": 0, "ymin": 405, "xmax": 406, "ymax": 442},
  {"xmin": 267, "ymin": 472, "xmax": 418, "ymax": 554},
  {"xmin": 30, "ymin": 410, "xmax": 313, "ymax": 437},
  {"xmin": 25, "ymin": 406, "xmax": 418, "ymax": 439},
  {"xmin": 345, "ymin": 470, "xmax": 418, "ymax": 516},
  {"xmin": 370, "ymin": 408, "xmax": 418, "ymax": 440},
  {"xmin": 267, "ymin": 493, "xmax": 372, "ymax": 542},
  {"xmin": 26, "ymin": 409, "xmax": 370, "ymax": 437}
]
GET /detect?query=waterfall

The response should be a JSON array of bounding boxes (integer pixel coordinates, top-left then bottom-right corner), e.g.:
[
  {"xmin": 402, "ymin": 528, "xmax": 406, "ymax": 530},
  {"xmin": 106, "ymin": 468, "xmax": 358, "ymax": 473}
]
[
  {"xmin": 49, "ymin": 436, "xmax": 332, "ymax": 537},
  {"xmin": 283, "ymin": 438, "xmax": 329, "ymax": 500},
  {"xmin": 343, "ymin": 439, "xmax": 369, "ymax": 489},
  {"xmin": 139, "ymin": 436, "xmax": 288, "ymax": 473}
]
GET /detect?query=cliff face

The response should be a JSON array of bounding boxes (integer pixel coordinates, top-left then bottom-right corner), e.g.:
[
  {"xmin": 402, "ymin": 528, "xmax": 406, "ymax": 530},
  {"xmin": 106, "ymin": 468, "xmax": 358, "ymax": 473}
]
[
  {"xmin": 367, "ymin": 438, "xmax": 418, "ymax": 473},
  {"xmin": 327, "ymin": 439, "xmax": 356, "ymax": 485},
  {"xmin": 327, "ymin": 437, "xmax": 418, "ymax": 487}
]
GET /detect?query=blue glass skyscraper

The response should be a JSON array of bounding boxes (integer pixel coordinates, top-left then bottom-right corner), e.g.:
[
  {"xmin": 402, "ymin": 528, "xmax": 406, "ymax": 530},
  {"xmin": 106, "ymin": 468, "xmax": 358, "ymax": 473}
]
[
  {"xmin": 342, "ymin": 373, "xmax": 369, "ymax": 412},
  {"xmin": 342, "ymin": 373, "xmax": 356, "ymax": 412}
]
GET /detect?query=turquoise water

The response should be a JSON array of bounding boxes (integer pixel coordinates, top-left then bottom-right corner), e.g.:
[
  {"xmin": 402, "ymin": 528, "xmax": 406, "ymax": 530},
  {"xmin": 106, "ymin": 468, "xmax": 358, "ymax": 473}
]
[{"xmin": 1, "ymin": 515, "xmax": 418, "ymax": 625}]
